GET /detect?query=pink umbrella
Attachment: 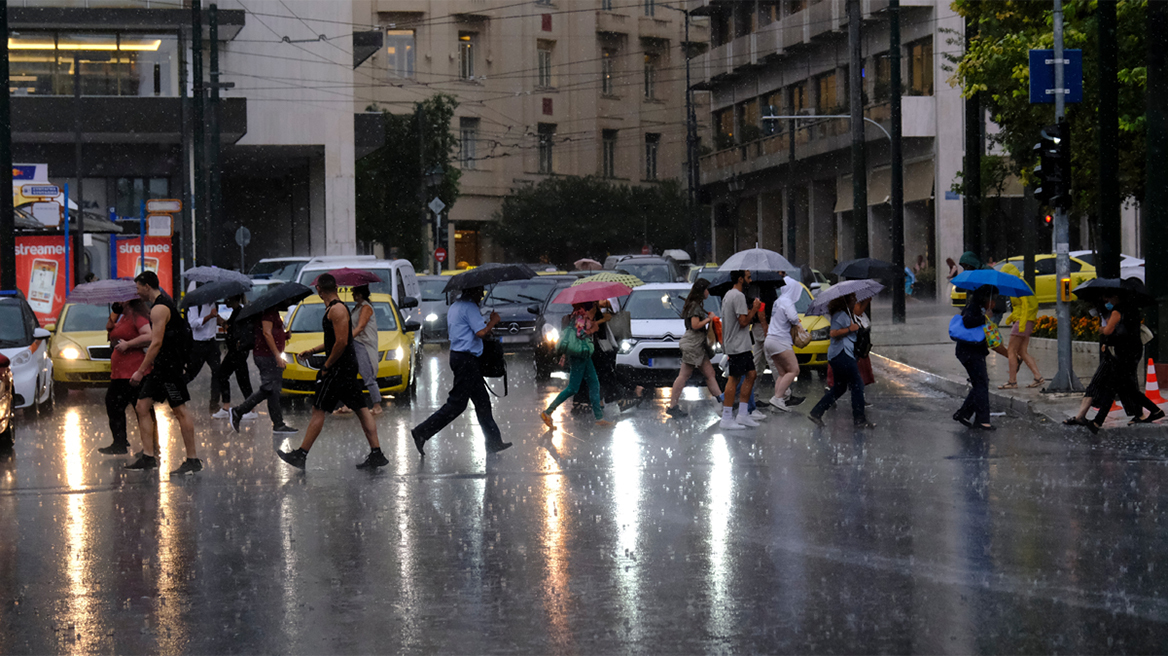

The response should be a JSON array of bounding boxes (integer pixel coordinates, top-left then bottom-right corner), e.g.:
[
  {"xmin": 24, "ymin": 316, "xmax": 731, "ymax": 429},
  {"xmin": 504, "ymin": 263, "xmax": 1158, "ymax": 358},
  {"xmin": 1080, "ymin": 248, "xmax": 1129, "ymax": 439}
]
[
  {"xmin": 552, "ymin": 281, "xmax": 632, "ymax": 305},
  {"xmin": 574, "ymin": 258, "xmax": 603, "ymax": 271},
  {"xmin": 313, "ymin": 268, "xmax": 382, "ymax": 286}
]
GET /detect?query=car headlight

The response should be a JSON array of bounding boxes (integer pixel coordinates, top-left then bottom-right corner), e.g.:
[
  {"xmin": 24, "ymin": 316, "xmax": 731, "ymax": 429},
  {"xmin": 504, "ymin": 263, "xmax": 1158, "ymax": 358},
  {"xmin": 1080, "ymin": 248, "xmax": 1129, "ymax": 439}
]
[
  {"xmin": 810, "ymin": 328, "xmax": 830, "ymax": 341},
  {"xmin": 619, "ymin": 339, "xmax": 636, "ymax": 354},
  {"xmin": 543, "ymin": 326, "xmax": 559, "ymax": 344},
  {"xmin": 59, "ymin": 346, "xmax": 82, "ymax": 360},
  {"xmin": 384, "ymin": 346, "xmax": 404, "ymax": 361},
  {"xmin": 281, "ymin": 352, "xmax": 290, "ymax": 362},
  {"xmin": 11, "ymin": 351, "xmax": 31, "ymax": 367},
  {"xmin": 426, "ymin": 313, "xmax": 439, "ymax": 323}
]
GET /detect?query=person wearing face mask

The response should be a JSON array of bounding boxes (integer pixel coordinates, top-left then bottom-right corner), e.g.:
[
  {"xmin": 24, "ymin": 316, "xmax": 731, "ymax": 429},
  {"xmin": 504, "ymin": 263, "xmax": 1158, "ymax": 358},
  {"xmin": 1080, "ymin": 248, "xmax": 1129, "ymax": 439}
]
[{"xmin": 950, "ymin": 285, "xmax": 1008, "ymax": 430}]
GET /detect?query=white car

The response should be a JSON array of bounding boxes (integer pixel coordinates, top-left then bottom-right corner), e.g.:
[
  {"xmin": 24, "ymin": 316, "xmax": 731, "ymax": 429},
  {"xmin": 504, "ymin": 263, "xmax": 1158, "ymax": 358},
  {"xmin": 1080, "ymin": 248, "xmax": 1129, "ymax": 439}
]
[
  {"xmin": 0, "ymin": 292, "xmax": 54, "ymax": 412},
  {"xmin": 615, "ymin": 283, "xmax": 725, "ymax": 387},
  {"xmin": 1069, "ymin": 250, "xmax": 1144, "ymax": 282}
]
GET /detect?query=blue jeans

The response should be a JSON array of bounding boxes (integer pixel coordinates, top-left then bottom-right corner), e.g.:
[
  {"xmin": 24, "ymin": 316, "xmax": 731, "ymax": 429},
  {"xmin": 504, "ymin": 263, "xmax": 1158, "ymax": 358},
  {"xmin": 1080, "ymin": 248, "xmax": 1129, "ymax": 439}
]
[
  {"xmin": 810, "ymin": 352, "xmax": 866, "ymax": 423},
  {"xmin": 547, "ymin": 356, "xmax": 603, "ymax": 420}
]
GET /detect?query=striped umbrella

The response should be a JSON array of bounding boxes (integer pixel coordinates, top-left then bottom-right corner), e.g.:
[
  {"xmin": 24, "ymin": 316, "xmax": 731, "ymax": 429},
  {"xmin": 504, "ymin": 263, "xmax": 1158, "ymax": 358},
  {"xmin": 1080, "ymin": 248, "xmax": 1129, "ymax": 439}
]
[{"xmin": 571, "ymin": 272, "xmax": 644, "ymax": 288}]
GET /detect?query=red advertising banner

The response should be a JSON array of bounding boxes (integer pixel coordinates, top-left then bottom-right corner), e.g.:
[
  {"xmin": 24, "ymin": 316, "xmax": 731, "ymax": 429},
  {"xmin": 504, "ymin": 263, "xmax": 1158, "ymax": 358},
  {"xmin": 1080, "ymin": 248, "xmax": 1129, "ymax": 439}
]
[
  {"xmin": 114, "ymin": 237, "xmax": 173, "ymax": 297},
  {"xmin": 12, "ymin": 235, "xmax": 68, "ymax": 325}
]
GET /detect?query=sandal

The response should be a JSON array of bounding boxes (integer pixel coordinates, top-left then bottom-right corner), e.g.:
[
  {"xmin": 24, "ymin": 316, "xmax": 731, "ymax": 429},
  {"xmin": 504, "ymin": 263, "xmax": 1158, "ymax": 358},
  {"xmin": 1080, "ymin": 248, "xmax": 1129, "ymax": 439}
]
[
  {"xmin": 1027, "ymin": 378, "xmax": 1046, "ymax": 389},
  {"xmin": 998, "ymin": 382, "xmax": 1018, "ymax": 390},
  {"xmin": 1063, "ymin": 417, "xmax": 1085, "ymax": 426}
]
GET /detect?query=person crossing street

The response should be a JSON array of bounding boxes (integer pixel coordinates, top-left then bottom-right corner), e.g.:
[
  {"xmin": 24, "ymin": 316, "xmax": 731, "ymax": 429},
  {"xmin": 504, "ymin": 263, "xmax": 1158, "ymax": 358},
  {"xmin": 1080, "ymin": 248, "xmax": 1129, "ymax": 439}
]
[
  {"xmin": 184, "ymin": 280, "xmax": 222, "ymax": 416},
  {"xmin": 719, "ymin": 270, "xmax": 763, "ymax": 430}
]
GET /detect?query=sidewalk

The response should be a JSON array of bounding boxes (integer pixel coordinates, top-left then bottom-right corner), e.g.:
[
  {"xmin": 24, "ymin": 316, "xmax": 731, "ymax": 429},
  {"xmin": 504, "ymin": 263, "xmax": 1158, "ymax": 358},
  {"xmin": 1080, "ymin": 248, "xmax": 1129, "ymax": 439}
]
[{"xmin": 864, "ymin": 298, "xmax": 1167, "ymax": 430}]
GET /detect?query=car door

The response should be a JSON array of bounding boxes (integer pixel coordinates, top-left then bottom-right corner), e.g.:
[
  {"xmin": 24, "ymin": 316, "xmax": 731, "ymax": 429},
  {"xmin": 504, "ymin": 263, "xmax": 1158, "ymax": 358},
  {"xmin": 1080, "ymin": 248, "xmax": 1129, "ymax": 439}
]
[{"xmin": 1032, "ymin": 257, "xmax": 1058, "ymax": 303}]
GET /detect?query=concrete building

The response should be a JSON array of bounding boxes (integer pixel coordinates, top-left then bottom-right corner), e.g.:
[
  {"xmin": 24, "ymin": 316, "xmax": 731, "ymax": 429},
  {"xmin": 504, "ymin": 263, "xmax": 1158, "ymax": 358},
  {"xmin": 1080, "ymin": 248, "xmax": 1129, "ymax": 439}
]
[
  {"xmin": 350, "ymin": 0, "xmax": 707, "ymax": 266},
  {"xmin": 691, "ymin": 0, "xmax": 972, "ymax": 294}
]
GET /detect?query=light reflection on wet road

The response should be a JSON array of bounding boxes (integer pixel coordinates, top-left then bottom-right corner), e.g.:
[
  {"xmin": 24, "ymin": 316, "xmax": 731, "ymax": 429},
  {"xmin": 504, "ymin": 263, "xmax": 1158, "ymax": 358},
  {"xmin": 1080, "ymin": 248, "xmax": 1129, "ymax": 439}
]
[{"xmin": 1, "ymin": 349, "xmax": 1167, "ymax": 653}]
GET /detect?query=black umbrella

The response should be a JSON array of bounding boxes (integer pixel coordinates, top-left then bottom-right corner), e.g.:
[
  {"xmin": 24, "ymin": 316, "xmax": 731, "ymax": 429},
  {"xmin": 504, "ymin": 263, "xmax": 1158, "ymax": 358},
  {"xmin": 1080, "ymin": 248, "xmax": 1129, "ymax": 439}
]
[
  {"xmin": 442, "ymin": 263, "xmax": 537, "ymax": 293},
  {"xmin": 832, "ymin": 257, "xmax": 898, "ymax": 279},
  {"xmin": 1073, "ymin": 277, "xmax": 1155, "ymax": 307},
  {"xmin": 181, "ymin": 279, "xmax": 252, "ymax": 309},
  {"xmin": 234, "ymin": 282, "xmax": 313, "ymax": 322},
  {"xmin": 708, "ymin": 270, "xmax": 787, "ymax": 297}
]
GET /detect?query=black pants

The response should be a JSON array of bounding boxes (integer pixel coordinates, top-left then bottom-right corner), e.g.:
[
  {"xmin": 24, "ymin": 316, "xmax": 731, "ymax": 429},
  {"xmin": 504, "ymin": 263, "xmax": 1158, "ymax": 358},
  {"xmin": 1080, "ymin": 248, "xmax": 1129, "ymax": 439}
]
[
  {"xmin": 413, "ymin": 351, "xmax": 503, "ymax": 446},
  {"xmin": 185, "ymin": 339, "xmax": 222, "ymax": 410},
  {"xmin": 105, "ymin": 379, "xmax": 154, "ymax": 445},
  {"xmin": 810, "ymin": 352, "xmax": 866, "ymax": 423},
  {"xmin": 956, "ymin": 349, "xmax": 990, "ymax": 425},
  {"xmin": 217, "ymin": 349, "xmax": 254, "ymax": 404},
  {"xmin": 1094, "ymin": 349, "xmax": 1159, "ymax": 423}
]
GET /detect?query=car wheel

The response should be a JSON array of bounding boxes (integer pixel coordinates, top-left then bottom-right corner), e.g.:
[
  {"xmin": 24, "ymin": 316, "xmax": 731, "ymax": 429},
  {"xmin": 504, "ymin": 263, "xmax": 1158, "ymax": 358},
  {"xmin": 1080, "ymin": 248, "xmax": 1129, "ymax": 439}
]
[
  {"xmin": 0, "ymin": 423, "xmax": 12, "ymax": 451},
  {"xmin": 39, "ymin": 377, "xmax": 55, "ymax": 416}
]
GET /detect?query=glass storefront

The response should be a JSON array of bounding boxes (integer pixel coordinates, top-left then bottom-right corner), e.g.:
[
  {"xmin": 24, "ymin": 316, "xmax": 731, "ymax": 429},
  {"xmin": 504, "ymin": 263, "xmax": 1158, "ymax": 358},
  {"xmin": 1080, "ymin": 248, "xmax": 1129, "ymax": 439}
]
[{"xmin": 9, "ymin": 33, "xmax": 179, "ymax": 96}]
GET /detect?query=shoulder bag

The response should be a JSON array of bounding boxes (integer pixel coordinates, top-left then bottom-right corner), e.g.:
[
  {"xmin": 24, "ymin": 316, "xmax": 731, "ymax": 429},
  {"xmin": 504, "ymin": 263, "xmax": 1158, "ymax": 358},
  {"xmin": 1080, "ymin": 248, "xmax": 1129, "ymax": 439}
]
[
  {"xmin": 790, "ymin": 321, "xmax": 812, "ymax": 349},
  {"xmin": 479, "ymin": 337, "xmax": 508, "ymax": 396},
  {"xmin": 948, "ymin": 314, "xmax": 987, "ymax": 344}
]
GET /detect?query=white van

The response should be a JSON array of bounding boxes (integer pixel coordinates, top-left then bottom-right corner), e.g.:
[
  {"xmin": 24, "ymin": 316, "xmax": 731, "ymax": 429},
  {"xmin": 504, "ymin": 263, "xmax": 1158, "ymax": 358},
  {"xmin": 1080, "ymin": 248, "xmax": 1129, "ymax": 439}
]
[{"xmin": 295, "ymin": 257, "xmax": 423, "ymax": 330}]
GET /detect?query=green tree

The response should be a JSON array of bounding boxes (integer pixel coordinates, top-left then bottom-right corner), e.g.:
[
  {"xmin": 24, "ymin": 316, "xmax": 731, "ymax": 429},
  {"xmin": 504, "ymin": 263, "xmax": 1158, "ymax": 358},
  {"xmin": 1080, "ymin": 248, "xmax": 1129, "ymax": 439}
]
[
  {"xmin": 355, "ymin": 94, "xmax": 461, "ymax": 264},
  {"xmin": 487, "ymin": 176, "xmax": 695, "ymax": 267},
  {"xmin": 947, "ymin": 0, "xmax": 1146, "ymax": 215}
]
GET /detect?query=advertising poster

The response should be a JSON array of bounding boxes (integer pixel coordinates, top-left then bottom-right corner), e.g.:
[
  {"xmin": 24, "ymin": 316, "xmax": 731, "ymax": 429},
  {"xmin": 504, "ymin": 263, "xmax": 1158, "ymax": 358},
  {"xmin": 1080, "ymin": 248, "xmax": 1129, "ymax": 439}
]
[
  {"xmin": 113, "ymin": 237, "xmax": 173, "ymax": 296},
  {"xmin": 12, "ymin": 235, "xmax": 68, "ymax": 325}
]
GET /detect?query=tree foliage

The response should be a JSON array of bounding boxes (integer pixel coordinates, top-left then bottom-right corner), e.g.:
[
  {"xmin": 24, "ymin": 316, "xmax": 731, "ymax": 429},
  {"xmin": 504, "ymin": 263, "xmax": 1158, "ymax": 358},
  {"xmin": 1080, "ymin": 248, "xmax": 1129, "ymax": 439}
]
[
  {"xmin": 355, "ymin": 94, "xmax": 461, "ymax": 264},
  {"xmin": 947, "ymin": 0, "xmax": 1146, "ymax": 214},
  {"xmin": 487, "ymin": 176, "xmax": 696, "ymax": 267}
]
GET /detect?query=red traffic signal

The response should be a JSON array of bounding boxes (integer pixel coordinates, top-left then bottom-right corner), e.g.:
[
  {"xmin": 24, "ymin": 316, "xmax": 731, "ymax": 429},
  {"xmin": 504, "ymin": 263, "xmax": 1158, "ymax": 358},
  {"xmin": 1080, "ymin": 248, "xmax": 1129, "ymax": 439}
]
[{"xmin": 1044, "ymin": 214, "xmax": 1053, "ymax": 224}]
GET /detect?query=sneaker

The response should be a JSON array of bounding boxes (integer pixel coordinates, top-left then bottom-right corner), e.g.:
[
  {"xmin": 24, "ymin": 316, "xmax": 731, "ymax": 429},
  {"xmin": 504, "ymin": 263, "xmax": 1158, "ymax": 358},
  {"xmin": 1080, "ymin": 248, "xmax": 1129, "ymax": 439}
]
[
  {"xmin": 229, "ymin": 407, "xmax": 242, "ymax": 433},
  {"xmin": 277, "ymin": 449, "xmax": 307, "ymax": 470},
  {"xmin": 486, "ymin": 441, "xmax": 513, "ymax": 454},
  {"xmin": 719, "ymin": 417, "xmax": 745, "ymax": 430},
  {"xmin": 211, "ymin": 408, "xmax": 230, "ymax": 419},
  {"xmin": 410, "ymin": 429, "xmax": 426, "ymax": 456},
  {"xmin": 786, "ymin": 395, "xmax": 806, "ymax": 407},
  {"xmin": 97, "ymin": 442, "xmax": 130, "ymax": 455},
  {"xmin": 595, "ymin": 419, "xmax": 615, "ymax": 428},
  {"xmin": 768, "ymin": 397, "xmax": 790, "ymax": 413},
  {"xmin": 666, "ymin": 406, "xmax": 688, "ymax": 418},
  {"xmin": 355, "ymin": 450, "xmax": 389, "ymax": 469},
  {"xmin": 749, "ymin": 410, "xmax": 767, "ymax": 420},
  {"xmin": 272, "ymin": 424, "xmax": 299, "ymax": 434},
  {"xmin": 123, "ymin": 454, "xmax": 158, "ymax": 470},
  {"xmin": 242, "ymin": 411, "xmax": 259, "ymax": 420},
  {"xmin": 808, "ymin": 414, "xmax": 825, "ymax": 428},
  {"xmin": 170, "ymin": 458, "xmax": 203, "ymax": 475},
  {"xmin": 736, "ymin": 413, "xmax": 760, "ymax": 427}
]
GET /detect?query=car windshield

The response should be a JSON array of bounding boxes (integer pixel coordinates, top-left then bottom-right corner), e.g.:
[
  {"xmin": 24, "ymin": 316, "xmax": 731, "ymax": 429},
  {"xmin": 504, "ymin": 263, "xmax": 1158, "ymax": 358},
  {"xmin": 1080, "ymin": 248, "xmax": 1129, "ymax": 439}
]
[
  {"xmin": 0, "ymin": 303, "xmax": 30, "ymax": 346},
  {"xmin": 300, "ymin": 268, "xmax": 395, "ymax": 296},
  {"xmin": 625, "ymin": 290, "xmax": 719, "ymax": 320},
  {"xmin": 616, "ymin": 262, "xmax": 673, "ymax": 283},
  {"xmin": 245, "ymin": 283, "xmax": 281, "ymax": 304},
  {"xmin": 419, "ymin": 279, "xmax": 447, "ymax": 302},
  {"xmin": 288, "ymin": 302, "xmax": 398, "ymax": 333},
  {"xmin": 62, "ymin": 304, "xmax": 111, "ymax": 331},
  {"xmin": 484, "ymin": 279, "xmax": 559, "ymax": 306},
  {"xmin": 250, "ymin": 260, "xmax": 305, "ymax": 281},
  {"xmin": 793, "ymin": 287, "xmax": 812, "ymax": 314}
]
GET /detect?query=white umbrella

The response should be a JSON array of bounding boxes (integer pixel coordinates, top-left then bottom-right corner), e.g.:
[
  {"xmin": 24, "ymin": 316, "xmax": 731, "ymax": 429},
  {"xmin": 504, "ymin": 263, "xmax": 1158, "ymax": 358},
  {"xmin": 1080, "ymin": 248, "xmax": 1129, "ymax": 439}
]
[
  {"xmin": 805, "ymin": 279, "xmax": 884, "ymax": 316},
  {"xmin": 718, "ymin": 248, "xmax": 795, "ymax": 273},
  {"xmin": 183, "ymin": 266, "xmax": 252, "ymax": 285}
]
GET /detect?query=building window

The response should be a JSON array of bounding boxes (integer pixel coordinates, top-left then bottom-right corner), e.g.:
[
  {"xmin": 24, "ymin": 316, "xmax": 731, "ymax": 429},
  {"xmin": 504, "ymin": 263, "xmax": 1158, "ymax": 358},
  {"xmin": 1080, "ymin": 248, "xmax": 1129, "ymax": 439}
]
[
  {"xmin": 601, "ymin": 0, "xmax": 614, "ymax": 10},
  {"xmin": 9, "ymin": 32, "xmax": 179, "ymax": 97},
  {"xmin": 711, "ymin": 12, "xmax": 731, "ymax": 47},
  {"xmin": 115, "ymin": 178, "xmax": 168, "ymax": 219},
  {"xmin": 643, "ymin": 52, "xmax": 659, "ymax": 100},
  {"xmin": 644, "ymin": 0, "xmax": 655, "ymax": 17},
  {"xmin": 644, "ymin": 133, "xmax": 660, "ymax": 180},
  {"xmin": 908, "ymin": 38, "xmax": 933, "ymax": 95},
  {"xmin": 542, "ymin": 97, "xmax": 553, "ymax": 115},
  {"xmin": 460, "ymin": 117, "xmax": 479, "ymax": 170},
  {"xmin": 788, "ymin": 0, "xmax": 806, "ymax": 14},
  {"xmin": 385, "ymin": 30, "xmax": 415, "ymax": 78},
  {"xmin": 458, "ymin": 32, "xmax": 476, "ymax": 80},
  {"xmin": 734, "ymin": 2, "xmax": 754, "ymax": 38},
  {"xmin": 714, "ymin": 107, "xmax": 734, "ymax": 148},
  {"xmin": 873, "ymin": 52, "xmax": 891, "ymax": 102},
  {"xmin": 791, "ymin": 80, "xmax": 807, "ymax": 113},
  {"xmin": 759, "ymin": 1, "xmax": 781, "ymax": 25},
  {"xmin": 601, "ymin": 130, "xmax": 618, "ymax": 178},
  {"xmin": 601, "ymin": 48, "xmax": 616, "ymax": 95},
  {"xmin": 537, "ymin": 40, "xmax": 555, "ymax": 88},
  {"xmin": 815, "ymin": 71, "xmax": 837, "ymax": 113},
  {"xmin": 541, "ymin": 13, "xmax": 553, "ymax": 31},
  {"xmin": 538, "ymin": 123, "xmax": 556, "ymax": 174}
]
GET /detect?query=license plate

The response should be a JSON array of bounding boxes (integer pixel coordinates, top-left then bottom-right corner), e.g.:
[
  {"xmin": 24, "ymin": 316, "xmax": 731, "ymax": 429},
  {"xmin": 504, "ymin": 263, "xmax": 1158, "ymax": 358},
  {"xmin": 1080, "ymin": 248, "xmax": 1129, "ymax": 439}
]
[
  {"xmin": 500, "ymin": 335, "xmax": 527, "ymax": 344},
  {"xmin": 648, "ymin": 357, "xmax": 680, "ymax": 368}
]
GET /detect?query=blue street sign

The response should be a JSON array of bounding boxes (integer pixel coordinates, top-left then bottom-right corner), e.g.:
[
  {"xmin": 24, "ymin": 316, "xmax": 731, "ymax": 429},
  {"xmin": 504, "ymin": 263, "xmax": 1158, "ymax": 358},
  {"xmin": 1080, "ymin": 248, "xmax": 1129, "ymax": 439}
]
[{"xmin": 1029, "ymin": 49, "xmax": 1083, "ymax": 104}]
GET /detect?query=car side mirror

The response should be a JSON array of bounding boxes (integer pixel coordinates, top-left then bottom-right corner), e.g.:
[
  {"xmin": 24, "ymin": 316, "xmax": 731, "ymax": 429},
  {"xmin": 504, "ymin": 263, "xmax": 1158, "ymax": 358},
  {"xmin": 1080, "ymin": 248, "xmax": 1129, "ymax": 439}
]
[
  {"xmin": 33, "ymin": 328, "xmax": 51, "ymax": 340},
  {"xmin": 403, "ymin": 320, "xmax": 421, "ymax": 333},
  {"xmin": 398, "ymin": 296, "xmax": 419, "ymax": 309},
  {"xmin": 45, "ymin": 323, "xmax": 57, "ymax": 333},
  {"xmin": 527, "ymin": 304, "xmax": 540, "ymax": 315}
]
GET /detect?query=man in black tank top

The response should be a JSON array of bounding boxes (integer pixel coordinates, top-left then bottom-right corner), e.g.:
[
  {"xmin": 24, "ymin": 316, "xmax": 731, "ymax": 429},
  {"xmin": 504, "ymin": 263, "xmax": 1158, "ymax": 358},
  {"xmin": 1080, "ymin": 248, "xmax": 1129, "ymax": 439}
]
[
  {"xmin": 124, "ymin": 271, "xmax": 203, "ymax": 475},
  {"xmin": 276, "ymin": 273, "xmax": 387, "ymax": 470}
]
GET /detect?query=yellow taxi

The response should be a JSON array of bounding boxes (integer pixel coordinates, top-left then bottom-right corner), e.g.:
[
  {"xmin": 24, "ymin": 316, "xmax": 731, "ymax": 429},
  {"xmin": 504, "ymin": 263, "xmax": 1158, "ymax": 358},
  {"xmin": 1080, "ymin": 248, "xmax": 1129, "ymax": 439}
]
[
  {"xmin": 950, "ymin": 255, "xmax": 1096, "ymax": 306},
  {"xmin": 280, "ymin": 292, "xmax": 421, "ymax": 405},
  {"xmin": 48, "ymin": 303, "xmax": 113, "ymax": 394},
  {"xmin": 790, "ymin": 282, "xmax": 830, "ymax": 368}
]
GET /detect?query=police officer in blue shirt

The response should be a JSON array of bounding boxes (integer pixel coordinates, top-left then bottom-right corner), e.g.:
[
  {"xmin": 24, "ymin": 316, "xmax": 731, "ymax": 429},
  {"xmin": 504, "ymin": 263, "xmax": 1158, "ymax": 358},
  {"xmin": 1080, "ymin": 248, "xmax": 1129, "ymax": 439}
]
[{"xmin": 411, "ymin": 286, "xmax": 512, "ymax": 455}]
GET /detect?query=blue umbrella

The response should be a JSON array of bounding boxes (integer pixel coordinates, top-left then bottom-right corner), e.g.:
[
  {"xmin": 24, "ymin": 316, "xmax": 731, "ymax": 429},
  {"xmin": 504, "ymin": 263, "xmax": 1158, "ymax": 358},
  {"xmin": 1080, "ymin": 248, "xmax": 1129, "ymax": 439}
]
[{"xmin": 951, "ymin": 269, "xmax": 1032, "ymax": 297}]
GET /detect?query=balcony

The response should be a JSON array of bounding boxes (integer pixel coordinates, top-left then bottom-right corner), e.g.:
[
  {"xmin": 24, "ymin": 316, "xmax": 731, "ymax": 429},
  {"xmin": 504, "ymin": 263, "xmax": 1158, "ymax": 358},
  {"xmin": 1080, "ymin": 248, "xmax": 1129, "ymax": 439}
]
[
  {"xmin": 597, "ymin": 10, "xmax": 632, "ymax": 35},
  {"xmin": 808, "ymin": 0, "xmax": 843, "ymax": 40},
  {"xmin": 638, "ymin": 15, "xmax": 674, "ymax": 41}
]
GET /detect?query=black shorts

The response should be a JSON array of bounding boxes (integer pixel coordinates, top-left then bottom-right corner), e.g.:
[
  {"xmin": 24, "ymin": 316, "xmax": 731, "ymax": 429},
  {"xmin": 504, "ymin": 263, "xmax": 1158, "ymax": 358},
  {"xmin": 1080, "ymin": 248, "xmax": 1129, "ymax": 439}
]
[
  {"xmin": 138, "ymin": 372, "xmax": 190, "ymax": 408},
  {"xmin": 312, "ymin": 366, "xmax": 368, "ymax": 413},
  {"xmin": 727, "ymin": 351, "xmax": 756, "ymax": 377}
]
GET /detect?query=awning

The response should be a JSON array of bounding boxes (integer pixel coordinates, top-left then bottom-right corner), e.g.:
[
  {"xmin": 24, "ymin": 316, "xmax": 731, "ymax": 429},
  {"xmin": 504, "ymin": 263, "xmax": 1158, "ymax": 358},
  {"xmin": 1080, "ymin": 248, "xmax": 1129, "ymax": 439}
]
[
  {"xmin": 834, "ymin": 168, "xmax": 891, "ymax": 213},
  {"xmin": 904, "ymin": 160, "xmax": 935, "ymax": 203},
  {"xmin": 835, "ymin": 175, "xmax": 852, "ymax": 213}
]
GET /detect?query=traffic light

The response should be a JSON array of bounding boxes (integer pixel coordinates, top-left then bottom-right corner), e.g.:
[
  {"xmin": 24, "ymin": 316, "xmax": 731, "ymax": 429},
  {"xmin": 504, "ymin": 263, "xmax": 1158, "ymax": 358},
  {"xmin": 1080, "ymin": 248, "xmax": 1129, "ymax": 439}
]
[
  {"xmin": 1044, "ymin": 213, "xmax": 1053, "ymax": 225},
  {"xmin": 1034, "ymin": 121, "xmax": 1072, "ymax": 211}
]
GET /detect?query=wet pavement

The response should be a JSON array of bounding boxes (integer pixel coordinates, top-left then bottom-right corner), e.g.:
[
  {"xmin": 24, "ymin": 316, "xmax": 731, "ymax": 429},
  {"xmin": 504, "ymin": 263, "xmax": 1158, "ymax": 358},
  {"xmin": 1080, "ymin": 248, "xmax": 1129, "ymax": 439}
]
[{"xmin": 2, "ymin": 347, "xmax": 1168, "ymax": 653}]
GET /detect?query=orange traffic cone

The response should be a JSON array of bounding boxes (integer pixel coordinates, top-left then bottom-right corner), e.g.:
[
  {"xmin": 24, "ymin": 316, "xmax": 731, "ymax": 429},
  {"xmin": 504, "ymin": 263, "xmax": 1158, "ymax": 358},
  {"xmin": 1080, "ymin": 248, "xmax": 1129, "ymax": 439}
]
[{"xmin": 1145, "ymin": 359, "xmax": 1166, "ymax": 404}]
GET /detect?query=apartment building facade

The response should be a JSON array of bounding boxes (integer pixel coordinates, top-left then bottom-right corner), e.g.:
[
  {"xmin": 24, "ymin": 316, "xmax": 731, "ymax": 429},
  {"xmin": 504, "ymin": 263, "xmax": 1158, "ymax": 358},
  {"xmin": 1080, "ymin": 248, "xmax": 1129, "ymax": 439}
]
[
  {"xmin": 691, "ymin": 0, "xmax": 968, "ymax": 294},
  {"xmin": 352, "ymin": 0, "xmax": 707, "ymax": 266}
]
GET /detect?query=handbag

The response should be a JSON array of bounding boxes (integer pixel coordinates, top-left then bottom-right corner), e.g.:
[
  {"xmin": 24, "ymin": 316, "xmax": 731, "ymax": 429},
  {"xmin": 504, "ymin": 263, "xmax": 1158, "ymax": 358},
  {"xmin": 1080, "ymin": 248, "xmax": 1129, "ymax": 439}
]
[
  {"xmin": 983, "ymin": 321, "xmax": 1003, "ymax": 349},
  {"xmin": 853, "ymin": 312, "xmax": 872, "ymax": 358},
  {"xmin": 557, "ymin": 328, "xmax": 595, "ymax": 358},
  {"xmin": 1141, "ymin": 324, "xmax": 1154, "ymax": 345},
  {"xmin": 479, "ymin": 337, "xmax": 508, "ymax": 396},
  {"xmin": 948, "ymin": 314, "xmax": 987, "ymax": 344},
  {"xmin": 791, "ymin": 322, "xmax": 812, "ymax": 349}
]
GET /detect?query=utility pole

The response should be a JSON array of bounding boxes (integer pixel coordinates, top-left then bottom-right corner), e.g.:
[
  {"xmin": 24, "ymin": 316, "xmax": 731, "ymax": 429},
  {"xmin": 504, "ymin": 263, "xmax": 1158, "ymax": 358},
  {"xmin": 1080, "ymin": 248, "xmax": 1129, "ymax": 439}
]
[
  {"xmin": 208, "ymin": 4, "xmax": 224, "ymax": 268},
  {"xmin": 963, "ymin": 16, "xmax": 982, "ymax": 257},
  {"xmin": 72, "ymin": 52, "xmax": 85, "ymax": 285},
  {"xmin": 178, "ymin": 27, "xmax": 192, "ymax": 284},
  {"xmin": 1145, "ymin": 0, "xmax": 1168, "ymax": 362},
  {"xmin": 889, "ymin": 0, "xmax": 905, "ymax": 323},
  {"xmin": 786, "ymin": 104, "xmax": 797, "ymax": 263},
  {"xmin": 1023, "ymin": 186, "xmax": 1037, "ymax": 293},
  {"xmin": 848, "ymin": 0, "xmax": 868, "ymax": 258},
  {"xmin": 191, "ymin": 0, "xmax": 207, "ymax": 266},
  {"xmin": 1048, "ymin": 0, "xmax": 1080, "ymax": 392},
  {"xmin": 683, "ymin": 7, "xmax": 700, "ymax": 263},
  {"xmin": 1096, "ymin": 0, "xmax": 1120, "ymax": 279},
  {"xmin": 0, "ymin": 0, "xmax": 14, "ymax": 291}
]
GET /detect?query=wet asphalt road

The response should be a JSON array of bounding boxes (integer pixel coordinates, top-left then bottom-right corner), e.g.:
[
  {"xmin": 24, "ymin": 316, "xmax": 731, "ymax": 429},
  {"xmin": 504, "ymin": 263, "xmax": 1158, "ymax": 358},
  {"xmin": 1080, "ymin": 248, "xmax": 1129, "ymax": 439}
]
[{"xmin": 2, "ymin": 348, "xmax": 1168, "ymax": 654}]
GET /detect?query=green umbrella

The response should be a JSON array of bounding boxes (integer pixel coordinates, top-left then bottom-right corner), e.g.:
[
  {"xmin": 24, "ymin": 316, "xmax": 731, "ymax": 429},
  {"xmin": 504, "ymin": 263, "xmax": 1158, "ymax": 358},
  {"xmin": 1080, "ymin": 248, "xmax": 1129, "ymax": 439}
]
[{"xmin": 571, "ymin": 272, "xmax": 644, "ymax": 288}]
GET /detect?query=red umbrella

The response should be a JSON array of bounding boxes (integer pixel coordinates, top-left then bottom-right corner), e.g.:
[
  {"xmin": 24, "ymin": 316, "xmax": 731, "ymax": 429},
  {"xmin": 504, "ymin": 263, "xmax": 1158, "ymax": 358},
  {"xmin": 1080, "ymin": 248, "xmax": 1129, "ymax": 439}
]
[
  {"xmin": 313, "ymin": 268, "xmax": 382, "ymax": 286},
  {"xmin": 552, "ymin": 281, "xmax": 632, "ymax": 305}
]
